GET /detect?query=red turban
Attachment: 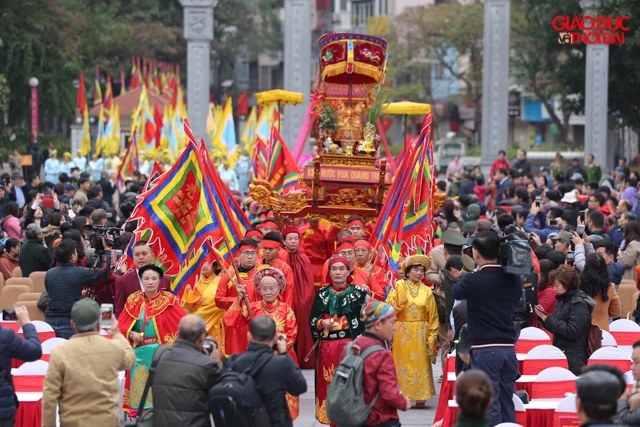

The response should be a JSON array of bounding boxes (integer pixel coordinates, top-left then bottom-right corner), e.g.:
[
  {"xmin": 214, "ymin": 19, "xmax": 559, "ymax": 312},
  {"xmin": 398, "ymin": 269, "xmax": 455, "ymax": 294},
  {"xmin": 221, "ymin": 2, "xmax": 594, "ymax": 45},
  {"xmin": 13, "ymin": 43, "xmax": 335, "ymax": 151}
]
[
  {"xmin": 347, "ymin": 218, "xmax": 365, "ymax": 228},
  {"xmin": 354, "ymin": 240, "xmax": 372, "ymax": 250},
  {"xmin": 245, "ymin": 229, "xmax": 263, "ymax": 240},
  {"xmin": 325, "ymin": 255, "xmax": 352, "ymax": 284},
  {"xmin": 282, "ymin": 226, "xmax": 300, "ymax": 238}
]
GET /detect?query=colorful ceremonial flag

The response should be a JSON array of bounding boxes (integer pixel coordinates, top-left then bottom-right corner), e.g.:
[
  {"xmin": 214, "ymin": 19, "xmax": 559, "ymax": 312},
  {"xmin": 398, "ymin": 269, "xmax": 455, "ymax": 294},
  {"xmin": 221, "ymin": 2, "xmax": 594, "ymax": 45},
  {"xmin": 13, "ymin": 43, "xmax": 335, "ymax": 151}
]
[
  {"xmin": 104, "ymin": 72, "xmax": 113, "ymax": 119},
  {"xmin": 120, "ymin": 69, "xmax": 127, "ymax": 96},
  {"xmin": 154, "ymin": 104, "xmax": 163, "ymax": 149},
  {"xmin": 93, "ymin": 67, "xmax": 102, "ymax": 107},
  {"xmin": 265, "ymin": 125, "xmax": 302, "ymax": 194},
  {"xmin": 144, "ymin": 161, "xmax": 165, "ymax": 192},
  {"xmin": 95, "ymin": 106, "xmax": 106, "ymax": 156},
  {"xmin": 80, "ymin": 105, "xmax": 91, "ymax": 156},
  {"xmin": 197, "ymin": 140, "xmax": 251, "ymax": 263},
  {"xmin": 250, "ymin": 136, "xmax": 268, "ymax": 183},
  {"xmin": 170, "ymin": 237, "xmax": 220, "ymax": 298},
  {"xmin": 76, "ymin": 71, "xmax": 86, "ymax": 112},
  {"xmin": 107, "ymin": 105, "xmax": 121, "ymax": 156},
  {"xmin": 241, "ymin": 106, "xmax": 257, "ymax": 147},
  {"xmin": 213, "ymin": 97, "xmax": 237, "ymax": 164},
  {"xmin": 370, "ymin": 114, "xmax": 435, "ymax": 275},
  {"xmin": 118, "ymin": 134, "xmax": 140, "ymax": 188},
  {"xmin": 206, "ymin": 103, "xmax": 216, "ymax": 136}
]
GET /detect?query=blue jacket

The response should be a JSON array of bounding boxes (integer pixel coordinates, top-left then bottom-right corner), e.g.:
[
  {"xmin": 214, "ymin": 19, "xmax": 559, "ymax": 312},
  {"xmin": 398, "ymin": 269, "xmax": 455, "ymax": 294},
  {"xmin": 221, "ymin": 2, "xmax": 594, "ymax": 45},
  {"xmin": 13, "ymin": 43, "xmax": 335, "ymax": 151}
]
[
  {"xmin": 45, "ymin": 254, "xmax": 111, "ymax": 318},
  {"xmin": 452, "ymin": 264, "xmax": 522, "ymax": 345},
  {"xmin": 0, "ymin": 323, "xmax": 42, "ymax": 418},
  {"xmin": 608, "ymin": 225, "xmax": 624, "ymax": 247},
  {"xmin": 609, "ymin": 263, "xmax": 625, "ymax": 289},
  {"xmin": 524, "ymin": 212, "xmax": 561, "ymax": 241},
  {"xmin": 496, "ymin": 178, "xmax": 511, "ymax": 204}
]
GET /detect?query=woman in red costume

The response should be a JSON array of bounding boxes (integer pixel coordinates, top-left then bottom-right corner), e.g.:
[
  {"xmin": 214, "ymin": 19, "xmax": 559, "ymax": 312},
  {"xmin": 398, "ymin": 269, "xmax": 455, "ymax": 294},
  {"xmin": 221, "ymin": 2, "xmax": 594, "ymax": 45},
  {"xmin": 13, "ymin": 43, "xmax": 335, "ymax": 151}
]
[
  {"xmin": 309, "ymin": 255, "xmax": 368, "ymax": 425},
  {"xmin": 224, "ymin": 266, "xmax": 300, "ymax": 420},
  {"xmin": 118, "ymin": 264, "xmax": 186, "ymax": 415}
]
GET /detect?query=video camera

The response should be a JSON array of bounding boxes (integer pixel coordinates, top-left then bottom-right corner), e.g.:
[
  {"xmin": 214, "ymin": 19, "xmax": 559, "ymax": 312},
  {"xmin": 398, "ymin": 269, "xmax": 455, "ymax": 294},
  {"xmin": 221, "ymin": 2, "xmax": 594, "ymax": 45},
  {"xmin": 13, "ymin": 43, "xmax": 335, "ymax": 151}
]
[{"xmin": 86, "ymin": 225, "xmax": 121, "ymax": 254}]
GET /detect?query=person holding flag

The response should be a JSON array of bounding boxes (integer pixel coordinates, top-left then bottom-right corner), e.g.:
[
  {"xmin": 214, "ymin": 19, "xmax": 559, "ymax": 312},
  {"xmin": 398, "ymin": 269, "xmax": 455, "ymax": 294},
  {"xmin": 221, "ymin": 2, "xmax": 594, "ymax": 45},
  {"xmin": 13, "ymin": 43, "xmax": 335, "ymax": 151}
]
[
  {"xmin": 354, "ymin": 239, "xmax": 388, "ymax": 299},
  {"xmin": 214, "ymin": 239, "xmax": 260, "ymax": 355}
]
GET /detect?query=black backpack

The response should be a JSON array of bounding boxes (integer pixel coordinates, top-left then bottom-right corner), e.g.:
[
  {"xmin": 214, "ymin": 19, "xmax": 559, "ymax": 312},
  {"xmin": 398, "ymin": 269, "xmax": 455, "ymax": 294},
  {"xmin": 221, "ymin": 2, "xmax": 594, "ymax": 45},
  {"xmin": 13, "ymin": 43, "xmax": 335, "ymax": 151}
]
[{"xmin": 208, "ymin": 352, "xmax": 273, "ymax": 427}]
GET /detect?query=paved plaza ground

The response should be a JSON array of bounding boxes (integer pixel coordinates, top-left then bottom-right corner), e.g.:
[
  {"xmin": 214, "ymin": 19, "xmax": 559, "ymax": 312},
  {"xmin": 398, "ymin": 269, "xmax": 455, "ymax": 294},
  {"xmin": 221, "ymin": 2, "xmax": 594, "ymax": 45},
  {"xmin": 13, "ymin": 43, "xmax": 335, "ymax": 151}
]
[{"xmin": 294, "ymin": 362, "xmax": 443, "ymax": 427}]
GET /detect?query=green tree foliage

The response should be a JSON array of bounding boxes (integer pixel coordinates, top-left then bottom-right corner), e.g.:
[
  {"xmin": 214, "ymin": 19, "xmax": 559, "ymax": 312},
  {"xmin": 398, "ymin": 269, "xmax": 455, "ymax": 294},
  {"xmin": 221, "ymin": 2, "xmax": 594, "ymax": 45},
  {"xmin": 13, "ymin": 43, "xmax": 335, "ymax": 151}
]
[
  {"xmin": 389, "ymin": 1, "xmax": 484, "ymax": 142},
  {"xmin": 0, "ymin": 0, "xmax": 281, "ymax": 131},
  {"xmin": 511, "ymin": 0, "xmax": 585, "ymax": 146},
  {"xmin": 599, "ymin": 0, "xmax": 640, "ymax": 133}
]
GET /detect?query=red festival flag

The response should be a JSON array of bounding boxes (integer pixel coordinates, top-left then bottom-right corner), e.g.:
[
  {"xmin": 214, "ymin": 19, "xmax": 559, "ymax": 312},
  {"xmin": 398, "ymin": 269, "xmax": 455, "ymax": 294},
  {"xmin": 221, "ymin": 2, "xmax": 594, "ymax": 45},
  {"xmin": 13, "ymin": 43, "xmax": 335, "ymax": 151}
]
[
  {"xmin": 266, "ymin": 124, "xmax": 303, "ymax": 194},
  {"xmin": 76, "ymin": 71, "xmax": 86, "ymax": 113}
]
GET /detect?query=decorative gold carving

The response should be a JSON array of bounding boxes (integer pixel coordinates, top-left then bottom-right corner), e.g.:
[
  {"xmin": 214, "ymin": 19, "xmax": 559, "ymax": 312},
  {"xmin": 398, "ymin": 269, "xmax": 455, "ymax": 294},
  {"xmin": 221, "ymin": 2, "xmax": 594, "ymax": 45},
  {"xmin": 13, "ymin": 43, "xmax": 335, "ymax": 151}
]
[
  {"xmin": 320, "ymin": 154, "xmax": 377, "ymax": 168},
  {"xmin": 248, "ymin": 179, "xmax": 309, "ymax": 213},
  {"xmin": 325, "ymin": 189, "xmax": 368, "ymax": 208},
  {"xmin": 333, "ymin": 100, "xmax": 366, "ymax": 142}
]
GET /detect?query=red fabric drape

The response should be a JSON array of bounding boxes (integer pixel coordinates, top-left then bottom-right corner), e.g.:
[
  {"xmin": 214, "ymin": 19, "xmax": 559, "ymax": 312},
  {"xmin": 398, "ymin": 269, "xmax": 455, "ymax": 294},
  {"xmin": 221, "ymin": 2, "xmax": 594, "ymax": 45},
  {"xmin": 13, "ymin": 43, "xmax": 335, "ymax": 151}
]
[
  {"xmin": 15, "ymin": 400, "xmax": 42, "ymax": 427},
  {"xmin": 522, "ymin": 358, "xmax": 568, "ymax": 375},
  {"xmin": 13, "ymin": 376, "xmax": 45, "ymax": 392},
  {"xmin": 530, "ymin": 380, "xmax": 575, "ymax": 399},
  {"xmin": 288, "ymin": 250, "xmax": 316, "ymax": 369},
  {"xmin": 527, "ymin": 408, "xmax": 554, "ymax": 427},
  {"xmin": 515, "ymin": 339, "xmax": 551, "ymax": 354},
  {"xmin": 611, "ymin": 331, "xmax": 639, "ymax": 346},
  {"xmin": 553, "ymin": 412, "xmax": 580, "ymax": 427},
  {"xmin": 587, "ymin": 358, "xmax": 631, "ymax": 372}
]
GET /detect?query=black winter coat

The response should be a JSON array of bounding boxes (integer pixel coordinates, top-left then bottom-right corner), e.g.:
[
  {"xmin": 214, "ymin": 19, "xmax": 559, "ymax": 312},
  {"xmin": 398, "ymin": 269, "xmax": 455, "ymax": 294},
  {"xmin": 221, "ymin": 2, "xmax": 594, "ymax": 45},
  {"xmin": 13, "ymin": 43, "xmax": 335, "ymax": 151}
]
[
  {"xmin": 226, "ymin": 343, "xmax": 307, "ymax": 427},
  {"xmin": 543, "ymin": 289, "xmax": 595, "ymax": 375},
  {"xmin": 152, "ymin": 339, "xmax": 222, "ymax": 427},
  {"xmin": 0, "ymin": 323, "xmax": 42, "ymax": 419},
  {"xmin": 19, "ymin": 238, "xmax": 52, "ymax": 278}
]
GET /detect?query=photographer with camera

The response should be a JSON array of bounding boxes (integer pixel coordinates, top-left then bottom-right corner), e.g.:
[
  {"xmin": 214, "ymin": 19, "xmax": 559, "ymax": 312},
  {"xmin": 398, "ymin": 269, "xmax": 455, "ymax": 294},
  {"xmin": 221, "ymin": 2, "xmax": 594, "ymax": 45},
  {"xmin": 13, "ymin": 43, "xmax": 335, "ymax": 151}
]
[
  {"xmin": 152, "ymin": 315, "xmax": 221, "ymax": 427},
  {"xmin": 451, "ymin": 230, "xmax": 523, "ymax": 426},
  {"xmin": 44, "ymin": 238, "xmax": 111, "ymax": 339}
]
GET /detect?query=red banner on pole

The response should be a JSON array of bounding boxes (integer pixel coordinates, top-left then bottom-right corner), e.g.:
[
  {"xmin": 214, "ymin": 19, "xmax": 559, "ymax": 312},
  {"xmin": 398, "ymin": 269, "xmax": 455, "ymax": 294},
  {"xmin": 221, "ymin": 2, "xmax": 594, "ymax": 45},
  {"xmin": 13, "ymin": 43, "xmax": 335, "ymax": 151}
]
[{"xmin": 31, "ymin": 87, "xmax": 38, "ymax": 143}]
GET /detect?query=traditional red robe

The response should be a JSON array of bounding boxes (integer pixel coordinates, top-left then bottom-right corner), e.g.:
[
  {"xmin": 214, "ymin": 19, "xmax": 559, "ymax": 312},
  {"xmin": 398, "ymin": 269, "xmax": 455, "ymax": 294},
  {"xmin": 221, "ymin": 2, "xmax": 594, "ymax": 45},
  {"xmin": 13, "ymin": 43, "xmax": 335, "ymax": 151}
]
[
  {"xmin": 302, "ymin": 226, "xmax": 332, "ymax": 288},
  {"xmin": 287, "ymin": 249, "xmax": 316, "ymax": 368},
  {"xmin": 118, "ymin": 290, "xmax": 186, "ymax": 345},
  {"xmin": 355, "ymin": 264, "xmax": 387, "ymax": 301},
  {"xmin": 214, "ymin": 268, "xmax": 258, "ymax": 355},
  {"xmin": 224, "ymin": 299, "xmax": 300, "ymax": 420}
]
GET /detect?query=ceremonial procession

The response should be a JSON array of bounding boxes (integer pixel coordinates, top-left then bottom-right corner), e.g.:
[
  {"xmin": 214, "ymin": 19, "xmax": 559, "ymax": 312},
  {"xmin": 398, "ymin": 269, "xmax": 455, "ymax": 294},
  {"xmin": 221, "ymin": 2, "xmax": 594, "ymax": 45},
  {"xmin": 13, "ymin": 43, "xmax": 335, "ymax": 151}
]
[{"xmin": 2, "ymin": 1, "xmax": 640, "ymax": 427}]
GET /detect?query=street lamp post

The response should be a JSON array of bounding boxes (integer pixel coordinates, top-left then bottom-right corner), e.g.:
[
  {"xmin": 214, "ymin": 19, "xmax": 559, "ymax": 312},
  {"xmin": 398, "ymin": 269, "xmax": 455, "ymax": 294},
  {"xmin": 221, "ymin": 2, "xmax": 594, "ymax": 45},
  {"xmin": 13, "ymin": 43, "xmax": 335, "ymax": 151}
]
[{"xmin": 29, "ymin": 77, "xmax": 39, "ymax": 144}]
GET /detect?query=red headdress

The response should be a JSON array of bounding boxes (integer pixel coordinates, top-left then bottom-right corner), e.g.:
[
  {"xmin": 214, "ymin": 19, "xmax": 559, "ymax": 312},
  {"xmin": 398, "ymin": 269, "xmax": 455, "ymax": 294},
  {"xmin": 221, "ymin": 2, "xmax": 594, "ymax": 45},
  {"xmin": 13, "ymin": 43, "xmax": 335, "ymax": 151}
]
[{"xmin": 254, "ymin": 266, "xmax": 287, "ymax": 293}]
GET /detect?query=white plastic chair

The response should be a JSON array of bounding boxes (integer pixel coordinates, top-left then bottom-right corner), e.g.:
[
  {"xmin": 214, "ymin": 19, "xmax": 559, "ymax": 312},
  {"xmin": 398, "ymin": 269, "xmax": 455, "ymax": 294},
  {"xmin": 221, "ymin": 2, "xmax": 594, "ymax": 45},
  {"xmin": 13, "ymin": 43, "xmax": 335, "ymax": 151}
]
[
  {"xmin": 522, "ymin": 345, "xmax": 568, "ymax": 375},
  {"xmin": 601, "ymin": 330, "xmax": 618, "ymax": 347},
  {"xmin": 18, "ymin": 320, "xmax": 54, "ymax": 333},
  {"xmin": 588, "ymin": 346, "xmax": 632, "ymax": 372},
  {"xmin": 515, "ymin": 327, "xmax": 551, "ymax": 354},
  {"xmin": 554, "ymin": 394, "xmax": 578, "ymax": 418},
  {"xmin": 512, "ymin": 394, "xmax": 527, "ymax": 426},
  {"xmin": 41, "ymin": 337, "xmax": 66, "ymax": 354},
  {"xmin": 14, "ymin": 360, "xmax": 49, "ymax": 375},
  {"xmin": 495, "ymin": 424, "xmax": 523, "ymax": 427},
  {"xmin": 610, "ymin": 319, "xmax": 640, "ymax": 332},
  {"xmin": 536, "ymin": 367, "xmax": 576, "ymax": 382}
]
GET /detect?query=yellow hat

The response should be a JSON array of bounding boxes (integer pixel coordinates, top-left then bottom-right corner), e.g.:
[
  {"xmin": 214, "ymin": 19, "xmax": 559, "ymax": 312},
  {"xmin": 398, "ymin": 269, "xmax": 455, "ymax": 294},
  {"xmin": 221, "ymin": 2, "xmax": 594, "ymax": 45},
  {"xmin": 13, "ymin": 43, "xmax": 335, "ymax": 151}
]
[
  {"xmin": 400, "ymin": 254, "xmax": 431, "ymax": 274},
  {"xmin": 63, "ymin": 152, "xmax": 72, "ymax": 159},
  {"xmin": 50, "ymin": 149, "xmax": 57, "ymax": 158}
]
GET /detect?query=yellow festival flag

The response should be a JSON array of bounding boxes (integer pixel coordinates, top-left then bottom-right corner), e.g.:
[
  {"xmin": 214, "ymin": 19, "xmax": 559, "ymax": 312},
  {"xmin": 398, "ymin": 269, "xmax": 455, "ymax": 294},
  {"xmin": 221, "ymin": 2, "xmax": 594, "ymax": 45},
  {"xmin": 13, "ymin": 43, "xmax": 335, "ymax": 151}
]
[{"xmin": 241, "ymin": 106, "xmax": 257, "ymax": 149}]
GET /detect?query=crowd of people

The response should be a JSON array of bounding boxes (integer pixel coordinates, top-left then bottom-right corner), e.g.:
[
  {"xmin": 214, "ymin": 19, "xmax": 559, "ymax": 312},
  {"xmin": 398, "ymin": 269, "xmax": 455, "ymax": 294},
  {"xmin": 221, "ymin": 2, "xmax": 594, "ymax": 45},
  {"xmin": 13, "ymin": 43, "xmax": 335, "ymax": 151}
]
[{"xmin": 2, "ymin": 145, "xmax": 640, "ymax": 427}]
